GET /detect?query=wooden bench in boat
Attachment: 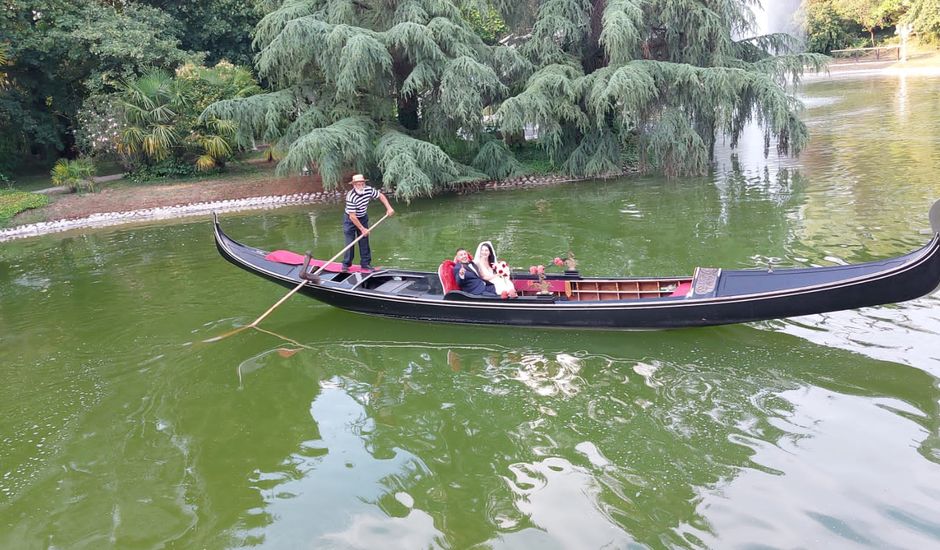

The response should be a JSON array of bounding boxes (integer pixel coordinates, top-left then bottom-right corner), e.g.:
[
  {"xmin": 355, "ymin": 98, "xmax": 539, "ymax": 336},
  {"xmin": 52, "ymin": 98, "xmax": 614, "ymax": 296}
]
[
  {"xmin": 566, "ymin": 278, "xmax": 692, "ymax": 301},
  {"xmin": 511, "ymin": 277, "xmax": 693, "ymax": 301}
]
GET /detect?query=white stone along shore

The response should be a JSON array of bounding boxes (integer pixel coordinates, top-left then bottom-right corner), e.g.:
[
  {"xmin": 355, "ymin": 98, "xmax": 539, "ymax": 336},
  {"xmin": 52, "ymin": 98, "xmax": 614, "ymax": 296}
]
[{"xmin": 0, "ymin": 173, "xmax": 597, "ymax": 243}]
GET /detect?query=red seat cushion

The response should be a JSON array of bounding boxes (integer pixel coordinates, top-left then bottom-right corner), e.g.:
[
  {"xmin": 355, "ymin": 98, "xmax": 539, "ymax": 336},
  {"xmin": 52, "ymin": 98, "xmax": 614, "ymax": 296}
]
[
  {"xmin": 265, "ymin": 250, "xmax": 308, "ymax": 264},
  {"xmin": 439, "ymin": 259, "xmax": 458, "ymax": 293},
  {"xmin": 264, "ymin": 250, "xmax": 368, "ymax": 273},
  {"xmin": 671, "ymin": 281, "xmax": 692, "ymax": 297}
]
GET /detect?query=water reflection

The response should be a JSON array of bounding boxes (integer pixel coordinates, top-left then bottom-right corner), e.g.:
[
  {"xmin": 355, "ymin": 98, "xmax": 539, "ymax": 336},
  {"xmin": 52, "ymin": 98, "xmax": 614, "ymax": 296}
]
[
  {"xmin": 771, "ymin": 292, "xmax": 940, "ymax": 375},
  {"xmin": 897, "ymin": 73, "xmax": 909, "ymax": 119},
  {"xmin": 213, "ymin": 316, "xmax": 940, "ymax": 548}
]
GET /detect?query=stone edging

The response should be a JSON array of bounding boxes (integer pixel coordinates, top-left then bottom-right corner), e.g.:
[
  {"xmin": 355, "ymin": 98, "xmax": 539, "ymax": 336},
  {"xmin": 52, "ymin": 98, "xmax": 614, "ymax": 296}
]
[
  {"xmin": 0, "ymin": 192, "xmax": 343, "ymax": 243},
  {"xmin": 453, "ymin": 173, "xmax": 595, "ymax": 193},
  {"xmin": 0, "ymin": 172, "xmax": 614, "ymax": 243}
]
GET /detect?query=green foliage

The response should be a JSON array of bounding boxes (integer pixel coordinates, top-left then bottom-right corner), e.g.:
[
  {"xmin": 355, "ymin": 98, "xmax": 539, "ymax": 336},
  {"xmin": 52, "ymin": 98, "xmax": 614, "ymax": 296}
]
[
  {"xmin": 642, "ymin": 110, "xmax": 709, "ymax": 177},
  {"xmin": 51, "ymin": 158, "xmax": 96, "ymax": 192},
  {"xmin": 0, "ymin": 190, "xmax": 49, "ymax": 225},
  {"xmin": 118, "ymin": 70, "xmax": 189, "ymax": 162},
  {"xmin": 116, "ymin": 63, "xmax": 260, "ymax": 172},
  {"xmin": 177, "ymin": 62, "xmax": 262, "ymax": 112},
  {"xmin": 178, "ymin": 62, "xmax": 260, "ymax": 171},
  {"xmin": 61, "ymin": 2, "xmax": 192, "ymax": 95},
  {"xmin": 801, "ymin": 1, "xmax": 859, "ymax": 53},
  {"xmin": 801, "ymin": 0, "xmax": 925, "ymax": 50},
  {"xmin": 206, "ymin": 0, "xmax": 825, "ymax": 197},
  {"xmin": 493, "ymin": 0, "xmax": 827, "ymax": 178},
  {"xmin": 563, "ymin": 128, "xmax": 623, "ymax": 177},
  {"xmin": 840, "ymin": 0, "xmax": 899, "ymax": 44},
  {"xmin": 138, "ymin": 0, "xmax": 265, "ymax": 66},
  {"xmin": 376, "ymin": 130, "xmax": 485, "ymax": 197},
  {"xmin": 206, "ymin": 0, "xmax": 517, "ymax": 199},
  {"xmin": 127, "ymin": 158, "xmax": 200, "ymax": 182},
  {"xmin": 75, "ymin": 94, "xmax": 124, "ymax": 160},
  {"xmin": 496, "ymin": 63, "xmax": 588, "ymax": 163},
  {"xmin": 277, "ymin": 116, "xmax": 377, "ymax": 186},
  {"xmin": 461, "ymin": 5, "xmax": 509, "ymax": 44},
  {"xmin": 472, "ymin": 138, "xmax": 525, "ymax": 179},
  {"xmin": 199, "ymin": 86, "xmax": 313, "ymax": 147},
  {"xmin": 599, "ymin": 0, "xmax": 644, "ymax": 65},
  {"xmin": 0, "ymin": 35, "xmax": 24, "ymax": 172},
  {"xmin": 902, "ymin": 0, "xmax": 940, "ymax": 43},
  {"xmin": 0, "ymin": 0, "xmax": 191, "ymax": 170},
  {"xmin": 433, "ymin": 56, "xmax": 506, "ymax": 140},
  {"xmin": 0, "ymin": 42, "xmax": 9, "ymax": 88},
  {"xmin": 0, "ymin": 0, "xmax": 262, "ymax": 176},
  {"xmin": 513, "ymin": 141, "xmax": 556, "ymax": 173}
]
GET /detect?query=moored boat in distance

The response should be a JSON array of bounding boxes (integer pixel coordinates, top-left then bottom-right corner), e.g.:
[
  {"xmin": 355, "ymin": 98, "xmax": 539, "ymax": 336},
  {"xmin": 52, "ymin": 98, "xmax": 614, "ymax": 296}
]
[{"xmin": 213, "ymin": 200, "xmax": 940, "ymax": 329}]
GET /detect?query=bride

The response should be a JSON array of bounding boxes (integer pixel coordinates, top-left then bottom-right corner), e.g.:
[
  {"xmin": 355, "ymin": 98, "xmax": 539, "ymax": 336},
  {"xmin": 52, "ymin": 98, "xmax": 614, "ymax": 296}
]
[{"xmin": 474, "ymin": 241, "xmax": 517, "ymax": 298}]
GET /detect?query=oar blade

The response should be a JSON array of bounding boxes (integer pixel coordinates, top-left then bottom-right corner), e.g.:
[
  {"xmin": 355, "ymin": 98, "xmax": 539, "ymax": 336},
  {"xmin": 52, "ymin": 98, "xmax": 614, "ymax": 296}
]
[{"xmin": 203, "ymin": 325, "xmax": 250, "ymax": 343}]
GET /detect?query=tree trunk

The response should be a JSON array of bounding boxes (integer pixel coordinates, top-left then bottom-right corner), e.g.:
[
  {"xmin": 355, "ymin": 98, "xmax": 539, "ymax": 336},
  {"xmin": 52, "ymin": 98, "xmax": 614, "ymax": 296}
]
[
  {"xmin": 581, "ymin": 0, "xmax": 607, "ymax": 73},
  {"xmin": 397, "ymin": 93, "xmax": 420, "ymax": 131},
  {"xmin": 392, "ymin": 56, "xmax": 419, "ymax": 131}
]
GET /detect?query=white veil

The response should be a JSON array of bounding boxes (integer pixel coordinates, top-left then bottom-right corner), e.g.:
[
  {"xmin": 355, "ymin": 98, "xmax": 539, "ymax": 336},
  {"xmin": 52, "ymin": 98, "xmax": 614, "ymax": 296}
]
[{"xmin": 473, "ymin": 241, "xmax": 498, "ymax": 272}]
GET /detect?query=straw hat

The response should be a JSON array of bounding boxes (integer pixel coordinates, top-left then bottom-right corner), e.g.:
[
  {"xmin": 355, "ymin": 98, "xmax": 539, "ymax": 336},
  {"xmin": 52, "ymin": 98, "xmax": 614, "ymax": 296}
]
[{"xmin": 350, "ymin": 174, "xmax": 368, "ymax": 184}]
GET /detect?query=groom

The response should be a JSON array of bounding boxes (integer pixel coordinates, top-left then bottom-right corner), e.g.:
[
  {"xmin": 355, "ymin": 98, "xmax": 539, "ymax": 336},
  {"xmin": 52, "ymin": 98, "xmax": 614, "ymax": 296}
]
[{"xmin": 453, "ymin": 248, "xmax": 497, "ymax": 296}]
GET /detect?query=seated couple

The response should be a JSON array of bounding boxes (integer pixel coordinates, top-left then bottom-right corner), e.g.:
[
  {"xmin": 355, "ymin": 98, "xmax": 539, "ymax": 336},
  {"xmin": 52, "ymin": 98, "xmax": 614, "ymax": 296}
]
[{"xmin": 453, "ymin": 242, "xmax": 518, "ymax": 298}]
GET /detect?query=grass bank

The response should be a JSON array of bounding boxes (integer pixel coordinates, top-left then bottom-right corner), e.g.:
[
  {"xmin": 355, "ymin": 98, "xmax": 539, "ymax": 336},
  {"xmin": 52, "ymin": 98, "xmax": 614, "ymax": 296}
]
[{"xmin": 0, "ymin": 190, "xmax": 50, "ymax": 227}]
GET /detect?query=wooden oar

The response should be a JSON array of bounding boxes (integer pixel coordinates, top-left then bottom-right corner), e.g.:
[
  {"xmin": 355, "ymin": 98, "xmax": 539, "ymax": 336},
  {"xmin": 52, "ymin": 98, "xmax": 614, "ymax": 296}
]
[{"xmin": 205, "ymin": 213, "xmax": 390, "ymax": 342}]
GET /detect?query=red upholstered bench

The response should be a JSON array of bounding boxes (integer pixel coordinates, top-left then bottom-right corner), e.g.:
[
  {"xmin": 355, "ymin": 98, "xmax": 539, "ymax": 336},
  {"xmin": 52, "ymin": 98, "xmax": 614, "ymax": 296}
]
[
  {"xmin": 265, "ymin": 250, "xmax": 370, "ymax": 273},
  {"xmin": 670, "ymin": 281, "xmax": 692, "ymax": 297},
  {"xmin": 439, "ymin": 259, "xmax": 458, "ymax": 293}
]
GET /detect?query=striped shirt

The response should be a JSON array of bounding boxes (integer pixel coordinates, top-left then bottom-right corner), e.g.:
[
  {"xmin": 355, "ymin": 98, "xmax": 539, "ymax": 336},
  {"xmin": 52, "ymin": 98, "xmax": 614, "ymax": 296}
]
[{"xmin": 345, "ymin": 186, "xmax": 380, "ymax": 218}]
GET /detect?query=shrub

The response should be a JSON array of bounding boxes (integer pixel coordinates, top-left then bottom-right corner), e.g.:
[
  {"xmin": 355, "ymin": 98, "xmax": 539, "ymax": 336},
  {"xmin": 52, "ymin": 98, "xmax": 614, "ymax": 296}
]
[
  {"xmin": 0, "ymin": 190, "xmax": 49, "ymax": 225},
  {"xmin": 460, "ymin": 6, "xmax": 509, "ymax": 45},
  {"xmin": 127, "ymin": 158, "xmax": 201, "ymax": 182},
  {"xmin": 51, "ymin": 158, "xmax": 97, "ymax": 193},
  {"xmin": 802, "ymin": 1, "xmax": 859, "ymax": 54},
  {"xmin": 75, "ymin": 94, "xmax": 126, "ymax": 162},
  {"xmin": 113, "ymin": 62, "xmax": 260, "ymax": 174},
  {"xmin": 902, "ymin": 0, "xmax": 940, "ymax": 44}
]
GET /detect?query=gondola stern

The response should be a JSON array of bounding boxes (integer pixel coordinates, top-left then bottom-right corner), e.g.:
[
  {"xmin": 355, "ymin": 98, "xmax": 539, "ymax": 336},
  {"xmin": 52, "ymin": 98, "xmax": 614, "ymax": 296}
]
[
  {"xmin": 211, "ymin": 213, "xmax": 249, "ymax": 265},
  {"xmin": 212, "ymin": 213, "xmax": 302, "ymax": 290},
  {"xmin": 212, "ymin": 212, "xmax": 241, "ymax": 251},
  {"xmin": 212, "ymin": 211, "xmax": 223, "ymax": 241},
  {"xmin": 212, "ymin": 215, "xmax": 237, "ymax": 265}
]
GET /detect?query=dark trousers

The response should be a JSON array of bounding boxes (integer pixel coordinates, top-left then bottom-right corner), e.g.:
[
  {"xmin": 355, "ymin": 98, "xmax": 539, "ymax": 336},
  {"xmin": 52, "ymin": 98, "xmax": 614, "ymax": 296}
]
[{"xmin": 342, "ymin": 214, "xmax": 371, "ymax": 268}]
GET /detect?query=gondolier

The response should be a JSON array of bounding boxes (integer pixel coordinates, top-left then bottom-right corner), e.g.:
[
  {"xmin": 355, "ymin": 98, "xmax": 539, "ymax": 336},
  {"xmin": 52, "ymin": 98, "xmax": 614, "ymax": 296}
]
[{"xmin": 342, "ymin": 174, "xmax": 394, "ymax": 272}]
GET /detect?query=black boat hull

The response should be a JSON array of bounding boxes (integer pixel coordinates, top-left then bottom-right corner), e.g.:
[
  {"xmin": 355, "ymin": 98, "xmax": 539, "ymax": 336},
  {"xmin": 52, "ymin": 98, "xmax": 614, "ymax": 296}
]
[{"xmin": 214, "ymin": 216, "xmax": 940, "ymax": 329}]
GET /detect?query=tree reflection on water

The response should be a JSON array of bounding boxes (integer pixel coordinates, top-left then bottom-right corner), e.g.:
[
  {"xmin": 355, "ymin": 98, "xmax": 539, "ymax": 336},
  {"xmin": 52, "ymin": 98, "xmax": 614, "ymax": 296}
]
[{"xmin": 224, "ymin": 319, "xmax": 939, "ymax": 548}]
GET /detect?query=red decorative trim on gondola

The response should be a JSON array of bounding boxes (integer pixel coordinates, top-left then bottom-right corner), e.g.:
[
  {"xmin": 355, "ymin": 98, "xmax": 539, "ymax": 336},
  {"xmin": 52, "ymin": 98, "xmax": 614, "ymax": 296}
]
[{"xmin": 513, "ymin": 279, "xmax": 566, "ymax": 292}]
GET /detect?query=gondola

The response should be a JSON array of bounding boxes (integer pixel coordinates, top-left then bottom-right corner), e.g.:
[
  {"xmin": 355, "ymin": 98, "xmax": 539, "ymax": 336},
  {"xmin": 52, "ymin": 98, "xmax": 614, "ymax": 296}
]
[{"xmin": 213, "ymin": 200, "xmax": 940, "ymax": 329}]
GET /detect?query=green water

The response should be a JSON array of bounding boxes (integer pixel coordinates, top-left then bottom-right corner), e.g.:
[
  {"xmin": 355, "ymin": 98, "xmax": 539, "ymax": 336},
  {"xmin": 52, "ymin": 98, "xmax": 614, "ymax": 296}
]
[{"xmin": 2, "ymin": 75, "xmax": 940, "ymax": 548}]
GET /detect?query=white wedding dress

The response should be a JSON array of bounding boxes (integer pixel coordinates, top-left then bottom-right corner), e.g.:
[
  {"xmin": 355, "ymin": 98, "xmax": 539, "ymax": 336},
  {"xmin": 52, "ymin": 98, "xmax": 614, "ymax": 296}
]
[{"xmin": 473, "ymin": 241, "xmax": 515, "ymax": 295}]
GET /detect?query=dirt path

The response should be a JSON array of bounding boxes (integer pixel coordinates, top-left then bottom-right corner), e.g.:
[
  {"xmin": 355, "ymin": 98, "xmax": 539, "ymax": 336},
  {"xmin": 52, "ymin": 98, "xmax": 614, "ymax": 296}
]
[{"xmin": 16, "ymin": 164, "xmax": 326, "ymax": 224}]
